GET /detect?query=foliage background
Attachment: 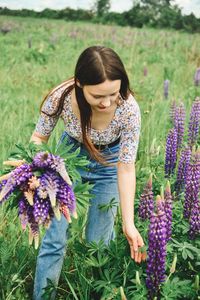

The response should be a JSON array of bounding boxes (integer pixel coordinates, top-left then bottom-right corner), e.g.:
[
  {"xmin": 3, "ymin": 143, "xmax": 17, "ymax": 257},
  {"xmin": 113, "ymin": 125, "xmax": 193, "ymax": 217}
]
[{"xmin": 0, "ymin": 0, "xmax": 200, "ymax": 33}]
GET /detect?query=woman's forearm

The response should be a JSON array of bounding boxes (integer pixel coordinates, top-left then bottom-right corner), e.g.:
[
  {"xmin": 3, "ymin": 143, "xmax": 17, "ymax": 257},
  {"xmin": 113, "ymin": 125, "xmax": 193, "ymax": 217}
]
[
  {"xmin": 117, "ymin": 162, "xmax": 136, "ymax": 227},
  {"xmin": 30, "ymin": 131, "xmax": 49, "ymax": 145}
]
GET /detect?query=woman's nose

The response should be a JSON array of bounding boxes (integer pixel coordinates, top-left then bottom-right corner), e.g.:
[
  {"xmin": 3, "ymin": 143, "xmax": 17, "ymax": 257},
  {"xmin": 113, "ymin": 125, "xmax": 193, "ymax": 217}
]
[{"xmin": 100, "ymin": 97, "xmax": 111, "ymax": 107}]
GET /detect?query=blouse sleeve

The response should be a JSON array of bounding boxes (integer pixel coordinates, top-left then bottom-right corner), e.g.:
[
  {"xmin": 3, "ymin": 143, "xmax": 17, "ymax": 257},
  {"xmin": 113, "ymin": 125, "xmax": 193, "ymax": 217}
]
[
  {"xmin": 35, "ymin": 90, "xmax": 62, "ymax": 136},
  {"xmin": 118, "ymin": 95, "xmax": 141, "ymax": 163}
]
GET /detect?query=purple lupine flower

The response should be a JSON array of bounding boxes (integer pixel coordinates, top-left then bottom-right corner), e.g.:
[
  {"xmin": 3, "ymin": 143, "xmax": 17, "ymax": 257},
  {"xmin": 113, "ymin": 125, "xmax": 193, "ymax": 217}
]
[
  {"xmin": 165, "ymin": 128, "xmax": 178, "ymax": 178},
  {"xmin": 37, "ymin": 175, "xmax": 48, "ymax": 200},
  {"xmin": 189, "ymin": 201, "xmax": 200, "ymax": 239},
  {"xmin": 164, "ymin": 181, "xmax": 173, "ymax": 242},
  {"xmin": 29, "ymin": 222, "xmax": 40, "ymax": 249},
  {"xmin": 26, "ymin": 202, "xmax": 40, "ymax": 249},
  {"xmin": 33, "ymin": 193, "xmax": 52, "ymax": 225},
  {"xmin": 42, "ymin": 171, "xmax": 60, "ymax": 208},
  {"xmin": 184, "ymin": 150, "xmax": 200, "ymax": 219},
  {"xmin": 170, "ymin": 100, "xmax": 177, "ymax": 123},
  {"xmin": 175, "ymin": 146, "xmax": 191, "ymax": 195},
  {"xmin": 164, "ymin": 79, "xmax": 170, "ymax": 99},
  {"xmin": 32, "ymin": 152, "xmax": 72, "ymax": 185},
  {"xmin": 18, "ymin": 195, "xmax": 40, "ymax": 248},
  {"xmin": 143, "ymin": 67, "xmax": 148, "ymax": 77},
  {"xmin": 173, "ymin": 102, "xmax": 186, "ymax": 150},
  {"xmin": 146, "ymin": 196, "xmax": 168, "ymax": 299},
  {"xmin": 156, "ymin": 194, "xmax": 165, "ymax": 213},
  {"xmin": 194, "ymin": 68, "xmax": 200, "ymax": 86},
  {"xmin": 32, "ymin": 152, "xmax": 52, "ymax": 169},
  {"xmin": 57, "ymin": 177, "xmax": 76, "ymax": 213},
  {"xmin": 18, "ymin": 196, "xmax": 28, "ymax": 230},
  {"xmin": 188, "ymin": 97, "xmax": 200, "ymax": 148},
  {"xmin": 0, "ymin": 180, "xmax": 7, "ymax": 192},
  {"xmin": 138, "ymin": 174, "xmax": 154, "ymax": 220},
  {"xmin": 0, "ymin": 164, "xmax": 33, "ymax": 203}
]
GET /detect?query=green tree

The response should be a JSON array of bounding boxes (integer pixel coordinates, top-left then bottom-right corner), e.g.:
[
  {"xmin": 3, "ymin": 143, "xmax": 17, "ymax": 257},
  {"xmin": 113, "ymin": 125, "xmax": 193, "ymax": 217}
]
[{"xmin": 95, "ymin": 0, "xmax": 110, "ymax": 17}]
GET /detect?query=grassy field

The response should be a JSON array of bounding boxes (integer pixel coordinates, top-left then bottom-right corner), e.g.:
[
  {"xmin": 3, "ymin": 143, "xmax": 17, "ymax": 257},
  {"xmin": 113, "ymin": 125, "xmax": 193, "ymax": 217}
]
[{"xmin": 0, "ymin": 15, "xmax": 200, "ymax": 299}]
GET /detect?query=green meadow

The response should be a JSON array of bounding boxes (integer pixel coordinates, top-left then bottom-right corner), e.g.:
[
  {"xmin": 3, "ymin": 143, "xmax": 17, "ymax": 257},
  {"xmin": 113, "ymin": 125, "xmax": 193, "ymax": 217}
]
[{"xmin": 0, "ymin": 15, "xmax": 200, "ymax": 299}]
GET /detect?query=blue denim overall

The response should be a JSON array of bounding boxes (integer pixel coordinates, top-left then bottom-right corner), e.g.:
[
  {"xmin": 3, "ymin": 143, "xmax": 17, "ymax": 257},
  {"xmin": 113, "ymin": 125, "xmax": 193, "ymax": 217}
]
[{"xmin": 33, "ymin": 132, "xmax": 120, "ymax": 300}]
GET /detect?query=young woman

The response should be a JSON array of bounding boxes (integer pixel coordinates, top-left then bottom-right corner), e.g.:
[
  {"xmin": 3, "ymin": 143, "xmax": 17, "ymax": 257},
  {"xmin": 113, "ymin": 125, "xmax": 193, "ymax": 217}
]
[{"xmin": 31, "ymin": 45, "xmax": 144, "ymax": 300}]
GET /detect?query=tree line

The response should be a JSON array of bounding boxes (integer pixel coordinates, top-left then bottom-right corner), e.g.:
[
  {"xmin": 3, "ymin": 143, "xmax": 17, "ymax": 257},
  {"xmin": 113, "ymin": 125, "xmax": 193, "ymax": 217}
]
[{"xmin": 0, "ymin": 0, "xmax": 200, "ymax": 33}]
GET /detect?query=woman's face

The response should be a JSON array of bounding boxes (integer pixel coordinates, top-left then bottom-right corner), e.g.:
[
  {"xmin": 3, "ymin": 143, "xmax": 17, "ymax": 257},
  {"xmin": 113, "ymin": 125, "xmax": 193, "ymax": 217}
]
[{"xmin": 82, "ymin": 79, "xmax": 121, "ymax": 112}]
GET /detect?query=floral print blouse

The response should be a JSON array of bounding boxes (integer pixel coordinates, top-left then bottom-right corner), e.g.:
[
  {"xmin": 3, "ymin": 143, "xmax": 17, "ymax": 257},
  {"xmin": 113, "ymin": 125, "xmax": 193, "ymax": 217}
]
[{"xmin": 35, "ymin": 83, "xmax": 141, "ymax": 163}]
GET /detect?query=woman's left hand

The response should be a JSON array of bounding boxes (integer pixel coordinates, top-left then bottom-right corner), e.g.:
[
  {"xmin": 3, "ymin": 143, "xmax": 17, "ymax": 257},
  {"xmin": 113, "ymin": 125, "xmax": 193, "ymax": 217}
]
[{"xmin": 122, "ymin": 223, "xmax": 146, "ymax": 263}]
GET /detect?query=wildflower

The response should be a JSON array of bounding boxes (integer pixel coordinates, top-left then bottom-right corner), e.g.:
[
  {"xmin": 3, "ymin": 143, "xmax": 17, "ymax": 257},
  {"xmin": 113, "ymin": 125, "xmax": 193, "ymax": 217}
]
[
  {"xmin": 18, "ymin": 196, "xmax": 28, "ymax": 230},
  {"xmin": 3, "ymin": 159, "xmax": 25, "ymax": 167},
  {"xmin": 32, "ymin": 152, "xmax": 72, "ymax": 185},
  {"xmin": 146, "ymin": 196, "xmax": 168, "ymax": 299},
  {"xmin": 138, "ymin": 174, "xmax": 154, "ymax": 220},
  {"xmin": 165, "ymin": 128, "xmax": 178, "ymax": 178},
  {"xmin": 188, "ymin": 97, "xmax": 200, "ymax": 148},
  {"xmin": 28, "ymin": 176, "xmax": 40, "ymax": 190},
  {"xmin": 24, "ymin": 189, "xmax": 34, "ymax": 206},
  {"xmin": 164, "ymin": 79, "xmax": 170, "ymax": 99},
  {"xmin": 175, "ymin": 146, "xmax": 191, "ymax": 195},
  {"xmin": 33, "ymin": 193, "xmax": 52, "ymax": 225},
  {"xmin": 184, "ymin": 150, "xmax": 200, "ymax": 239},
  {"xmin": 189, "ymin": 201, "xmax": 200, "ymax": 239},
  {"xmin": 173, "ymin": 102, "xmax": 185, "ymax": 150},
  {"xmin": 1, "ymin": 150, "xmax": 77, "ymax": 247},
  {"xmin": 29, "ymin": 223, "xmax": 40, "ymax": 249},
  {"xmin": 57, "ymin": 177, "xmax": 76, "ymax": 213},
  {"xmin": 184, "ymin": 150, "xmax": 200, "ymax": 219},
  {"xmin": 170, "ymin": 100, "xmax": 177, "ymax": 123},
  {"xmin": 60, "ymin": 204, "xmax": 72, "ymax": 223},
  {"xmin": 194, "ymin": 67, "xmax": 200, "ymax": 86},
  {"xmin": 0, "ymin": 164, "xmax": 33, "ymax": 203},
  {"xmin": 42, "ymin": 171, "xmax": 60, "ymax": 208},
  {"xmin": 0, "ymin": 180, "xmax": 7, "ymax": 192},
  {"xmin": 143, "ymin": 66, "xmax": 148, "ymax": 76}
]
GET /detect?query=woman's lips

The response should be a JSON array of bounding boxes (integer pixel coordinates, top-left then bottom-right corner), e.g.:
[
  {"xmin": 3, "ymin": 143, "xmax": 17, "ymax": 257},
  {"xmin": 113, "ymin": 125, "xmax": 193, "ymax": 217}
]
[{"xmin": 98, "ymin": 106, "xmax": 106, "ymax": 109}]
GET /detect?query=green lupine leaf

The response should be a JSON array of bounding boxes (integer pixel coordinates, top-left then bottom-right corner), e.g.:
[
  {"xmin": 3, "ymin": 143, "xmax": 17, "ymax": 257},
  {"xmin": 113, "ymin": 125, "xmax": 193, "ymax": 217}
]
[{"xmin": 182, "ymin": 249, "xmax": 188, "ymax": 260}]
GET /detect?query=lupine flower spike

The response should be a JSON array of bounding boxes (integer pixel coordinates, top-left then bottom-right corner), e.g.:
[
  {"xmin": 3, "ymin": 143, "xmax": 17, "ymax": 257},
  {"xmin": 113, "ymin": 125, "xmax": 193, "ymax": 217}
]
[
  {"xmin": 3, "ymin": 160, "xmax": 26, "ymax": 167},
  {"xmin": 0, "ymin": 164, "xmax": 33, "ymax": 203},
  {"xmin": 146, "ymin": 195, "xmax": 168, "ymax": 300},
  {"xmin": 138, "ymin": 173, "xmax": 154, "ymax": 220},
  {"xmin": 165, "ymin": 128, "xmax": 178, "ymax": 178},
  {"xmin": 184, "ymin": 149, "xmax": 200, "ymax": 220},
  {"xmin": 0, "ymin": 173, "xmax": 11, "ymax": 182},
  {"xmin": 183, "ymin": 148, "xmax": 200, "ymax": 239},
  {"xmin": 164, "ymin": 79, "xmax": 170, "ymax": 99},
  {"xmin": 170, "ymin": 100, "xmax": 177, "ymax": 123},
  {"xmin": 143, "ymin": 66, "xmax": 148, "ymax": 77},
  {"xmin": 32, "ymin": 152, "xmax": 72, "ymax": 185},
  {"xmin": 188, "ymin": 97, "xmax": 200, "ymax": 148},
  {"xmin": 173, "ymin": 102, "xmax": 186, "ymax": 151},
  {"xmin": 194, "ymin": 67, "xmax": 200, "ymax": 86},
  {"xmin": 175, "ymin": 146, "xmax": 191, "ymax": 195}
]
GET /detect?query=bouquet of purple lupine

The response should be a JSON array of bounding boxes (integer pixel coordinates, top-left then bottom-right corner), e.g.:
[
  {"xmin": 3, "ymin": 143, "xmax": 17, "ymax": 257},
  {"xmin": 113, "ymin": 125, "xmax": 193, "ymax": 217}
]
[{"xmin": 0, "ymin": 142, "xmax": 89, "ymax": 249}]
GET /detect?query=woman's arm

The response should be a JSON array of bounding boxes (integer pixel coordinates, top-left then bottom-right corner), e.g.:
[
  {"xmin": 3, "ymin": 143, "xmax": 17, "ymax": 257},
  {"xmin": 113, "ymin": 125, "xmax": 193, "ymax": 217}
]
[
  {"xmin": 117, "ymin": 161, "xmax": 144, "ymax": 263},
  {"xmin": 30, "ymin": 131, "xmax": 50, "ymax": 145}
]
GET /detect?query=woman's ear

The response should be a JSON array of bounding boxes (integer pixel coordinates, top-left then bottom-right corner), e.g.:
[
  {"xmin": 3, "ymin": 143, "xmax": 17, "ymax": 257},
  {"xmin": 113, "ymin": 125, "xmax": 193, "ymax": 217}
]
[{"xmin": 75, "ymin": 79, "xmax": 82, "ymax": 88}]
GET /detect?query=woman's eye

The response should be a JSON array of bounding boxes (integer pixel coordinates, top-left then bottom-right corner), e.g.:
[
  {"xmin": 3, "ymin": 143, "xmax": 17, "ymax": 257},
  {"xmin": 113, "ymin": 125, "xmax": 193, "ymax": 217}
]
[{"xmin": 93, "ymin": 92, "xmax": 117, "ymax": 99}]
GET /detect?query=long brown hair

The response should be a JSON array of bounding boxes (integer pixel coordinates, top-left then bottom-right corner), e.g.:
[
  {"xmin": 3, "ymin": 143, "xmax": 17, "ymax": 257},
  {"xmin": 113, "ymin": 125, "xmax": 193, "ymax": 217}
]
[{"xmin": 40, "ymin": 46, "xmax": 132, "ymax": 163}]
